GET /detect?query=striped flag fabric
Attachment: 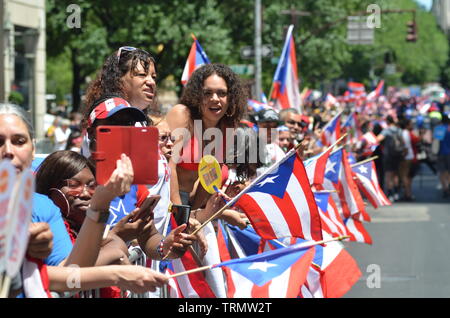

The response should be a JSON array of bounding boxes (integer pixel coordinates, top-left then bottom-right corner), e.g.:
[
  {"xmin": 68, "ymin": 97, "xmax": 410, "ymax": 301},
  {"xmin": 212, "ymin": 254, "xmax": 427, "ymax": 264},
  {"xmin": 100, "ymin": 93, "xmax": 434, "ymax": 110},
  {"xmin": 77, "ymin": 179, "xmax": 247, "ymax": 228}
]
[
  {"xmin": 342, "ymin": 111, "xmax": 362, "ymax": 143},
  {"xmin": 321, "ymin": 112, "xmax": 342, "ymax": 147},
  {"xmin": 181, "ymin": 34, "xmax": 210, "ymax": 85},
  {"xmin": 304, "ymin": 146, "xmax": 334, "ymax": 186},
  {"xmin": 314, "ymin": 192, "xmax": 348, "ymax": 238},
  {"xmin": 270, "ymin": 24, "xmax": 301, "ymax": 112},
  {"xmin": 235, "ymin": 152, "xmax": 322, "ymax": 242},
  {"xmin": 337, "ymin": 150, "xmax": 367, "ymax": 220},
  {"xmin": 344, "ymin": 217, "xmax": 372, "ymax": 245},
  {"xmin": 352, "ymin": 161, "xmax": 391, "ymax": 209},
  {"xmin": 367, "ymin": 80, "xmax": 385, "ymax": 101},
  {"xmin": 213, "ymin": 241, "xmax": 315, "ymax": 298}
]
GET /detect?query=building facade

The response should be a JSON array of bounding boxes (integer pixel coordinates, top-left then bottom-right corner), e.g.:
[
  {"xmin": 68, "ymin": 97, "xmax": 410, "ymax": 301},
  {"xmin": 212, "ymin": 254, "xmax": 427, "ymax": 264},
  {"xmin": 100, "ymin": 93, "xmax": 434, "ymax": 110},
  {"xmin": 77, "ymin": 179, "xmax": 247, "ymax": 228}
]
[
  {"xmin": 0, "ymin": 0, "xmax": 46, "ymax": 139},
  {"xmin": 432, "ymin": 0, "xmax": 450, "ymax": 35}
]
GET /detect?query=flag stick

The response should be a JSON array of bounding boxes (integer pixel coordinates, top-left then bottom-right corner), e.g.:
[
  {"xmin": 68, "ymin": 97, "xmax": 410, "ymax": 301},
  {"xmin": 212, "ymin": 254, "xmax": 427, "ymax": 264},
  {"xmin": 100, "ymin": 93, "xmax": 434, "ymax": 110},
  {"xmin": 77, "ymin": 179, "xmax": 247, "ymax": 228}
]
[
  {"xmin": 350, "ymin": 156, "xmax": 378, "ymax": 168},
  {"xmin": 166, "ymin": 236, "xmax": 350, "ymax": 279},
  {"xmin": 167, "ymin": 265, "xmax": 213, "ymax": 279},
  {"xmin": 0, "ymin": 275, "xmax": 11, "ymax": 298},
  {"xmin": 313, "ymin": 190, "xmax": 337, "ymax": 193}
]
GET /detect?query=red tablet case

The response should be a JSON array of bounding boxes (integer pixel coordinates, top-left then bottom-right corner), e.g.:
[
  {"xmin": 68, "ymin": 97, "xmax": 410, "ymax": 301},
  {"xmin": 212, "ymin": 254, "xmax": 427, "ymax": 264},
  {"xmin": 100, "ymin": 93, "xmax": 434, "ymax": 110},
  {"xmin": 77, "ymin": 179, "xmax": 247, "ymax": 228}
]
[{"xmin": 92, "ymin": 126, "xmax": 159, "ymax": 185}]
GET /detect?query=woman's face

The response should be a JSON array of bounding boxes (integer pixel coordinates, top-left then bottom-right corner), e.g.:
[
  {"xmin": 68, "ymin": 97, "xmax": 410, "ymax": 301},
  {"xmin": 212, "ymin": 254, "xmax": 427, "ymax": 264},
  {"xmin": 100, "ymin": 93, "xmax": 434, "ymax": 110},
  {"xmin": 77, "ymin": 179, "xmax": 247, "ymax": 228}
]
[
  {"xmin": 60, "ymin": 167, "xmax": 97, "ymax": 226},
  {"xmin": 122, "ymin": 60, "xmax": 156, "ymax": 110},
  {"xmin": 201, "ymin": 74, "xmax": 229, "ymax": 127},
  {"xmin": 0, "ymin": 114, "xmax": 34, "ymax": 173}
]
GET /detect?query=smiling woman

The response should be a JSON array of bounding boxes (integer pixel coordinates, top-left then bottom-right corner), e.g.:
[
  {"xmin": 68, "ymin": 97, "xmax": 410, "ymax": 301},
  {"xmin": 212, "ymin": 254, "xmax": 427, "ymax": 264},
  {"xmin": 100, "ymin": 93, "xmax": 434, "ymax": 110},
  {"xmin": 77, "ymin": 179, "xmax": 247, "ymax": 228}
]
[{"xmin": 166, "ymin": 63, "xmax": 247, "ymax": 208}]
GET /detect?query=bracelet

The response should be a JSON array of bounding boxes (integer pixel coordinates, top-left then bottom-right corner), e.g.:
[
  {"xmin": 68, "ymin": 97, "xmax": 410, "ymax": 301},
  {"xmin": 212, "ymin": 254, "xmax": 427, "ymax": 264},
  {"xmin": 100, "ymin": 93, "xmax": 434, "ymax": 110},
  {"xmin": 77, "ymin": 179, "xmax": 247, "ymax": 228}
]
[{"xmin": 157, "ymin": 239, "xmax": 165, "ymax": 258}]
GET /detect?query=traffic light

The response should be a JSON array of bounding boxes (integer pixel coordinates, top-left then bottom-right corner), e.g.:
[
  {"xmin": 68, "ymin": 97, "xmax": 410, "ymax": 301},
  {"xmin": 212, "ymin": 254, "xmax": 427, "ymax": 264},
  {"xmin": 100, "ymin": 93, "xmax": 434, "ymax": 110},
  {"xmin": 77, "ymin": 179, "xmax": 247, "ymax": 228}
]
[{"xmin": 406, "ymin": 21, "xmax": 417, "ymax": 42}]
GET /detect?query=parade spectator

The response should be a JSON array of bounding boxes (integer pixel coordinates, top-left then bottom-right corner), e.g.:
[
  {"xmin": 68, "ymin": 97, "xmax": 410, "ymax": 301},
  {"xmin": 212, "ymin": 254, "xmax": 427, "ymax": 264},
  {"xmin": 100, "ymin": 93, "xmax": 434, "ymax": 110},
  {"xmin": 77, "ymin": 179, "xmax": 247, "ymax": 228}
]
[
  {"xmin": 84, "ymin": 96, "xmax": 203, "ymax": 259},
  {"xmin": 255, "ymin": 108, "xmax": 285, "ymax": 175},
  {"xmin": 166, "ymin": 63, "xmax": 247, "ymax": 208},
  {"xmin": 276, "ymin": 125, "xmax": 294, "ymax": 153},
  {"xmin": 434, "ymin": 114, "xmax": 450, "ymax": 198},
  {"xmin": 399, "ymin": 118, "xmax": 415, "ymax": 201},
  {"xmin": 377, "ymin": 115, "xmax": 406, "ymax": 201},
  {"xmin": 53, "ymin": 118, "xmax": 72, "ymax": 152},
  {"xmin": 65, "ymin": 128, "xmax": 83, "ymax": 153},
  {"xmin": 84, "ymin": 47, "xmax": 157, "ymax": 114},
  {"xmin": 0, "ymin": 103, "xmax": 168, "ymax": 297}
]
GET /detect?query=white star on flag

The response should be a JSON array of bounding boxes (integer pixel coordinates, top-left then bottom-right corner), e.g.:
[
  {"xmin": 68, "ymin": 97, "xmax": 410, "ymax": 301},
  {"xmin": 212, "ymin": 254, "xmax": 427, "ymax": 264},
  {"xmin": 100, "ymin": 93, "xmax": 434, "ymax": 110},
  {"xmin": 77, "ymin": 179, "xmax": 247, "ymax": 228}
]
[
  {"xmin": 358, "ymin": 165, "xmax": 368, "ymax": 174},
  {"xmin": 325, "ymin": 161, "xmax": 337, "ymax": 174},
  {"xmin": 257, "ymin": 175, "xmax": 279, "ymax": 187},
  {"xmin": 248, "ymin": 261, "xmax": 278, "ymax": 272}
]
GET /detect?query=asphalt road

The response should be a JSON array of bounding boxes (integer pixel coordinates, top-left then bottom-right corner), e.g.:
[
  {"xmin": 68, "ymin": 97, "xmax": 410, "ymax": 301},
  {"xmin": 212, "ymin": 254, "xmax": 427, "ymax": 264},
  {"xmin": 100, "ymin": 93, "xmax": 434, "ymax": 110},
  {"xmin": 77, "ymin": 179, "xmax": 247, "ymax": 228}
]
[{"xmin": 344, "ymin": 164, "xmax": 450, "ymax": 298}]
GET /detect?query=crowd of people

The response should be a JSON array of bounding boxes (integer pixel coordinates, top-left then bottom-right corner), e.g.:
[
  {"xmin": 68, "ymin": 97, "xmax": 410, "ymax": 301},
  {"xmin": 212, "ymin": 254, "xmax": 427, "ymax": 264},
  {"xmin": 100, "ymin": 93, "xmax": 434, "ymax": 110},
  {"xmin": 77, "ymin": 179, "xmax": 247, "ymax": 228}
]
[{"xmin": 1, "ymin": 45, "xmax": 450, "ymax": 298}]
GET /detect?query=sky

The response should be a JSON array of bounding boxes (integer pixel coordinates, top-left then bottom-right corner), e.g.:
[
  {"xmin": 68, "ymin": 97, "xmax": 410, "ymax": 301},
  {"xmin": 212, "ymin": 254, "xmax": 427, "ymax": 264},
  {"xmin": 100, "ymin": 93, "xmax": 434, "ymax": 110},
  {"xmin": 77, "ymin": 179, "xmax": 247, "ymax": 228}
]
[{"xmin": 415, "ymin": 0, "xmax": 432, "ymax": 10}]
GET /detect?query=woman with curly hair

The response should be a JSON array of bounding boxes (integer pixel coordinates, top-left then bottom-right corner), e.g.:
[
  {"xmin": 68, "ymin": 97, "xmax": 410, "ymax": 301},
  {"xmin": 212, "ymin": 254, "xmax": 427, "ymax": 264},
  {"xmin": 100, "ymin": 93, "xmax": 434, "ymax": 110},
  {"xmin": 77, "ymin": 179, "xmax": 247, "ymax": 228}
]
[
  {"xmin": 83, "ymin": 47, "xmax": 157, "ymax": 125},
  {"xmin": 166, "ymin": 63, "xmax": 247, "ymax": 208}
]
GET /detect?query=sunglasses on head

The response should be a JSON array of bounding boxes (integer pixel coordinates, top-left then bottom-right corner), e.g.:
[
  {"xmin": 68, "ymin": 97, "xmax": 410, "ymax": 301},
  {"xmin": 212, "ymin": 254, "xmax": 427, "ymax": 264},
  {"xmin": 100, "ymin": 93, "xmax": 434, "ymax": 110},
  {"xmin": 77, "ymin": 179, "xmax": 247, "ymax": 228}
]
[{"xmin": 116, "ymin": 46, "xmax": 151, "ymax": 64}]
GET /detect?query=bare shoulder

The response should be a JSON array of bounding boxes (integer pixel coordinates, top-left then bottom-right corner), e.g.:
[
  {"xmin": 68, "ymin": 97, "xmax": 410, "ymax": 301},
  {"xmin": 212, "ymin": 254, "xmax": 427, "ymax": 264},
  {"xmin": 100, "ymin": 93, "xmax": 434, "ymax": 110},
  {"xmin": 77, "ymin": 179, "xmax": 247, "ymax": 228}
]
[{"xmin": 166, "ymin": 104, "xmax": 191, "ymax": 130}]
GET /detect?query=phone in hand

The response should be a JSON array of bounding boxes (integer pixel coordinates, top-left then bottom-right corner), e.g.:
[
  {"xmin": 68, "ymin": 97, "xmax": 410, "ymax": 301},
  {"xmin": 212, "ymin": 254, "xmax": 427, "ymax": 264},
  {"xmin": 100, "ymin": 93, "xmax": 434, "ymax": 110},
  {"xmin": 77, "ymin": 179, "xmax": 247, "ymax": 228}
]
[
  {"xmin": 171, "ymin": 204, "xmax": 191, "ymax": 232},
  {"xmin": 131, "ymin": 194, "xmax": 161, "ymax": 222}
]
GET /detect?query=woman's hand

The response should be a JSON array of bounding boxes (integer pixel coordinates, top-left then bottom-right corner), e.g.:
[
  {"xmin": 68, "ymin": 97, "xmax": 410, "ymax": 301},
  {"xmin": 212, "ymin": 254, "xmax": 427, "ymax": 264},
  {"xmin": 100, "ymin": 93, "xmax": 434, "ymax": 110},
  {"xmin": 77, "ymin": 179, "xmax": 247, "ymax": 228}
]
[
  {"xmin": 27, "ymin": 222, "xmax": 53, "ymax": 260},
  {"xmin": 220, "ymin": 210, "xmax": 249, "ymax": 230},
  {"xmin": 115, "ymin": 266, "xmax": 168, "ymax": 294},
  {"xmin": 90, "ymin": 154, "xmax": 134, "ymax": 210},
  {"xmin": 187, "ymin": 217, "xmax": 208, "ymax": 258},
  {"xmin": 161, "ymin": 224, "xmax": 196, "ymax": 259},
  {"xmin": 110, "ymin": 207, "xmax": 153, "ymax": 242}
]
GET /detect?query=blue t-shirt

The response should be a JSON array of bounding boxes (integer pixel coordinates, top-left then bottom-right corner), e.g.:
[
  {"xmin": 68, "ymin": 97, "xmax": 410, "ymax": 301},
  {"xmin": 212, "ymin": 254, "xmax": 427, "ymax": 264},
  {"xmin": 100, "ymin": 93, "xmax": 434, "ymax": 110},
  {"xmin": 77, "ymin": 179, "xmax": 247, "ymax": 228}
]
[
  {"xmin": 32, "ymin": 193, "xmax": 72, "ymax": 266},
  {"xmin": 435, "ymin": 124, "xmax": 450, "ymax": 155}
]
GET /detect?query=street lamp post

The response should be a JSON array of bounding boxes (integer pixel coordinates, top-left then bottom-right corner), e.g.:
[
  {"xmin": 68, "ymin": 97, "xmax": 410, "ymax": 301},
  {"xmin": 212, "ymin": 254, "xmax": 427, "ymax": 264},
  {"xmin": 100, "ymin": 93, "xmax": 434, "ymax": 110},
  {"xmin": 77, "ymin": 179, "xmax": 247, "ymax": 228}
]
[{"xmin": 254, "ymin": 0, "xmax": 262, "ymax": 102}]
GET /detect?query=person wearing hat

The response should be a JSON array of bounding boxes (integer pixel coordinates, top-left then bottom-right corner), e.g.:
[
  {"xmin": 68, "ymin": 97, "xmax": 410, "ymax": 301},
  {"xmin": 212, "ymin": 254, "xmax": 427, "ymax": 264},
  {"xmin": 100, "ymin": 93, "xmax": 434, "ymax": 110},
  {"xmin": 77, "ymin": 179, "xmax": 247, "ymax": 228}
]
[
  {"xmin": 84, "ymin": 96, "xmax": 204, "ymax": 263},
  {"xmin": 255, "ymin": 108, "xmax": 286, "ymax": 175}
]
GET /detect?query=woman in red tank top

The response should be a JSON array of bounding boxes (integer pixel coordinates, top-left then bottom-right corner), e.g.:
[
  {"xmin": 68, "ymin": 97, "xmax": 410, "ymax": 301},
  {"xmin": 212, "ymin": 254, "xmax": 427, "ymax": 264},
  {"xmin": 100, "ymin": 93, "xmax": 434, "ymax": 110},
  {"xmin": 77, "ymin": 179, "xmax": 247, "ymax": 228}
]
[{"xmin": 166, "ymin": 64, "xmax": 247, "ymax": 208}]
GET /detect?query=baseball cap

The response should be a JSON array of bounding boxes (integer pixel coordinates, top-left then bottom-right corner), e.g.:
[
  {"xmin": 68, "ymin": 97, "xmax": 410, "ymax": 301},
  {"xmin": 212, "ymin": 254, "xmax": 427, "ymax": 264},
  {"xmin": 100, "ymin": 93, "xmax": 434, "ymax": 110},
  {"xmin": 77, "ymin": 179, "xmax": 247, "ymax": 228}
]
[
  {"xmin": 256, "ymin": 108, "xmax": 280, "ymax": 123},
  {"xmin": 87, "ymin": 97, "xmax": 148, "ymax": 127}
]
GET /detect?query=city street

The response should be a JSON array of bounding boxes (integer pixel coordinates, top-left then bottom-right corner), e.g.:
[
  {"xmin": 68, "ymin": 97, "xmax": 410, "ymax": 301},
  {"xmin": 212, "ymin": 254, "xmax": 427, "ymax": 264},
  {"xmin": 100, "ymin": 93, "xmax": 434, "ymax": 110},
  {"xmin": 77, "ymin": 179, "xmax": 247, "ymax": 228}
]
[{"xmin": 345, "ymin": 165, "xmax": 450, "ymax": 297}]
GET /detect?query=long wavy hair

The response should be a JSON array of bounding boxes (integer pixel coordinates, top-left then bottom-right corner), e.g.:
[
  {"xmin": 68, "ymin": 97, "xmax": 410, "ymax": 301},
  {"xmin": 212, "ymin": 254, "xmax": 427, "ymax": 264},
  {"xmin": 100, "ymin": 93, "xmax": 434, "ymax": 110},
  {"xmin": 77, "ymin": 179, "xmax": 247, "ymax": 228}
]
[
  {"xmin": 180, "ymin": 63, "xmax": 247, "ymax": 129},
  {"xmin": 82, "ymin": 48, "xmax": 156, "ymax": 129}
]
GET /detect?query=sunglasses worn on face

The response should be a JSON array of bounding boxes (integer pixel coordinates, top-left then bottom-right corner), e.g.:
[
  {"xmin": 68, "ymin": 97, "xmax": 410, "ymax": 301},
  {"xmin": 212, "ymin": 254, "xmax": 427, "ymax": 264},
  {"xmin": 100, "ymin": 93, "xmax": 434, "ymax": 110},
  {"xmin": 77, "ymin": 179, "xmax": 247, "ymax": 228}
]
[
  {"xmin": 287, "ymin": 120, "xmax": 307, "ymax": 128},
  {"xmin": 63, "ymin": 179, "xmax": 97, "ymax": 197},
  {"xmin": 159, "ymin": 134, "xmax": 176, "ymax": 143}
]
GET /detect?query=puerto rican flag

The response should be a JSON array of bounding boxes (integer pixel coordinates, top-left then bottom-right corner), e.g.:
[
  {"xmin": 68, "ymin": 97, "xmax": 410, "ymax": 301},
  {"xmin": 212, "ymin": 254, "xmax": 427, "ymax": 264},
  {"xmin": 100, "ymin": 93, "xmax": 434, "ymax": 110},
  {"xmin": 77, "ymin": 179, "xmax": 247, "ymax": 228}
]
[
  {"xmin": 299, "ymin": 233, "xmax": 362, "ymax": 298},
  {"xmin": 347, "ymin": 82, "xmax": 366, "ymax": 99},
  {"xmin": 270, "ymin": 24, "xmax": 301, "ymax": 112},
  {"xmin": 247, "ymin": 99, "xmax": 267, "ymax": 113},
  {"xmin": 366, "ymin": 80, "xmax": 385, "ymax": 101},
  {"xmin": 22, "ymin": 257, "xmax": 52, "ymax": 298},
  {"xmin": 235, "ymin": 152, "xmax": 322, "ymax": 242},
  {"xmin": 342, "ymin": 111, "xmax": 362, "ymax": 143},
  {"xmin": 166, "ymin": 215, "xmax": 216, "ymax": 298},
  {"xmin": 304, "ymin": 145, "xmax": 334, "ymax": 186},
  {"xmin": 181, "ymin": 34, "xmax": 210, "ymax": 85},
  {"xmin": 352, "ymin": 161, "xmax": 391, "ymax": 209},
  {"xmin": 344, "ymin": 217, "xmax": 372, "ymax": 245},
  {"xmin": 214, "ymin": 238, "xmax": 315, "ymax": 298},
  {"xmin": 314, "ymin": 192, "xmax": 348, "ymax": 238},
  {"xmin": 321, "ymin": 111, "xmax": 342, "ymax": 147}
]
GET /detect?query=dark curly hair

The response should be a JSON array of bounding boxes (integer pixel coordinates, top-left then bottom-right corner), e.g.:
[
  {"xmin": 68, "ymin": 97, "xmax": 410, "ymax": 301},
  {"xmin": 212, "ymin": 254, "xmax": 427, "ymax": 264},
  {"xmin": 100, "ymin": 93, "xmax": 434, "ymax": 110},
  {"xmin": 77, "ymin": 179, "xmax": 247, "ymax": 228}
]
[
  {"xmin": 82, "ymin": 48, "xmax": 156, "ymax": 129},
  {"xmin": 180, "ymin": 63, "xmax": 247, "ymax": 129}
]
